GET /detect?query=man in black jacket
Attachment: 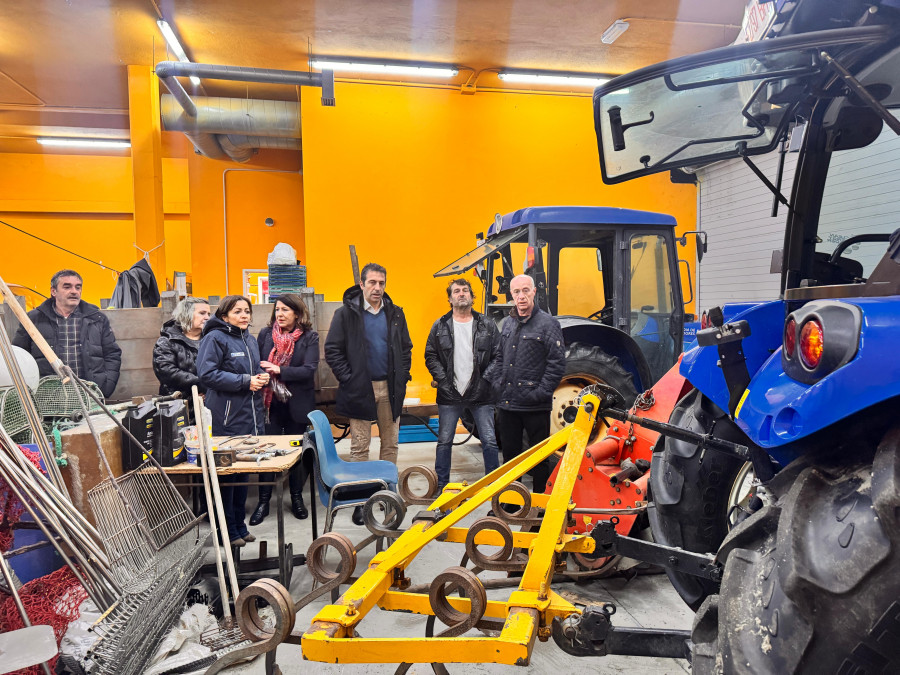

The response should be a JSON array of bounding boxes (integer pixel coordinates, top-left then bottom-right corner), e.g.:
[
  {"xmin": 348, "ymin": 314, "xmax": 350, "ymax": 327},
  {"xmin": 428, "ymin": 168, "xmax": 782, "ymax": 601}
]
[
  {"xmin": 13, "ymin": 269, "xmax": 122, "ymax": 398},
  {"xmin": 490, "ymin": 274, "xmax": 565, "ymax": 493},
  {"xmin": 425, "ymin": 278, "xmax": 501, "ymax": 492},
  {"xmin": 324, "ymin": 263, "xmax": 413, "ymax": 523}
]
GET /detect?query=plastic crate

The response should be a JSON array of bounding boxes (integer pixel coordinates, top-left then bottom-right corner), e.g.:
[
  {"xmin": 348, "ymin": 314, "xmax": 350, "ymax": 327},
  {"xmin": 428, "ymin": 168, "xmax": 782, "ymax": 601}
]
[{"xmin": 398, "ymin": 418, "xmax": 440, "ymax": 444}]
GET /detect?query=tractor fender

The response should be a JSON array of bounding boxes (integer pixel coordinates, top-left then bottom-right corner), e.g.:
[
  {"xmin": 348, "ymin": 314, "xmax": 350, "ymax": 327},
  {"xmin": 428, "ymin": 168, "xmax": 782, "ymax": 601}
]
[
  {"xmin": 680, "ymin": 300, "xmax": 785, "ymax": 416},
  {"xmin": 735, "ymin": 297, "xmax": 900, "ymax": 459},
  {"xmin": 557, "ymin": 317, "xmax": 653, "ymax": 392}
]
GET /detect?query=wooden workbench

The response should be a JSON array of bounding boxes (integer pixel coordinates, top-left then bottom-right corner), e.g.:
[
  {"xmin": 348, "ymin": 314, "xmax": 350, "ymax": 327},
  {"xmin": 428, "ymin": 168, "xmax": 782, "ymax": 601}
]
[{"xmin": 162, "ymin": 435, "xmax": 314, "ymax": 588}]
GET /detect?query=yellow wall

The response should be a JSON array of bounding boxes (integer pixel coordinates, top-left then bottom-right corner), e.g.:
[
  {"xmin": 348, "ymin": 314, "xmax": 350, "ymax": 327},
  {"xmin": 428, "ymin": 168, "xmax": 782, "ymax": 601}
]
[
  {"xmin": 186, "ymin": 150, "xmax": 304, "ymax": 299},
  {"xmin": 301, "ymin": 82, "xmax": 698, "ymax": 401},
  {"xmin": 0, "ymin": 151, "xmax": 190, "ymax": 304}
]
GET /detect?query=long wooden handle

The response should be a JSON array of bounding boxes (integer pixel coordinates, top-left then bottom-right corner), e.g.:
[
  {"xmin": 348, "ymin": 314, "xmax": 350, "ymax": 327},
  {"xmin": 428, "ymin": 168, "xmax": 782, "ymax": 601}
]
[
  {"xmin": 0, "ymin": 273, "xmax": 64, "ymax": 376},
  {"xmin": 192, "ymin": 386, "xmax": 233, "ymax": 620}
]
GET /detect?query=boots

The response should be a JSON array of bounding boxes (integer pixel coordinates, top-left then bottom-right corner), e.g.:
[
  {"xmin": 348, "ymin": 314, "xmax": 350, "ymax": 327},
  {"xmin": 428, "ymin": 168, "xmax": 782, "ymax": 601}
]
[
  {"xmin": 249, "ymin": 485, "xmax": 272, "ymax": 526},
  {"xmin": 291, "ymin": 492, "xmax": 308, "ymax": 520}
]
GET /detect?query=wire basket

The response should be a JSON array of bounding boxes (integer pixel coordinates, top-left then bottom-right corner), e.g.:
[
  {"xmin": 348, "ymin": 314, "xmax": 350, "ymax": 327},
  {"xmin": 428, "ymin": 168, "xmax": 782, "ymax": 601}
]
[
  {"xmin": 0, "ymin": 385, "xmax": 37, "ymax": 438},
  {"xmin": 87, "ymin": 536, "xmax": 207, "ymax": 675},
  {"xmin": 33, "ymin": 375, "xmax": 104, "ymax": 419},
  {"xmin": 87, "ymin": 460, "xmax": 202, "ymax": 594}
]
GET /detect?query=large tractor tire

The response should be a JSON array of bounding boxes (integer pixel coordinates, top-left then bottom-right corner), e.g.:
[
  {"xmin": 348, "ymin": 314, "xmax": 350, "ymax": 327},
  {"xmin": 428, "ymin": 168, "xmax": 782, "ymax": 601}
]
[
  {"xmin": 551, "ymin": 342, "xmax": 638, "ymax": 435},
  {"xmin": 649, "ymin": 388, "xmax": 752, "ymax": 610},
  {"xmin": 692, "ymin": 427, "xmax": 900, "ymax": 674}
]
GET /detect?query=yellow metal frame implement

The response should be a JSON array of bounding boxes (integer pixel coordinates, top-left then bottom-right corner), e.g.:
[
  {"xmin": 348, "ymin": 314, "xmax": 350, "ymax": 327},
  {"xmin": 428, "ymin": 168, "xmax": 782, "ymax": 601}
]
[{"xmin": 302, "ymin": 394, "xmax": 602, "ymax": 666}]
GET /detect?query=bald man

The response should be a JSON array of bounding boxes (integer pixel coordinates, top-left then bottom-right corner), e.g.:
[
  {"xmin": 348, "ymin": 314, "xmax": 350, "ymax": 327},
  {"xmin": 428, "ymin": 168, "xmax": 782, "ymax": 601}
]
[{"xmin": 489, "ymin": 274, "xmax": 565, "ymax": 493}]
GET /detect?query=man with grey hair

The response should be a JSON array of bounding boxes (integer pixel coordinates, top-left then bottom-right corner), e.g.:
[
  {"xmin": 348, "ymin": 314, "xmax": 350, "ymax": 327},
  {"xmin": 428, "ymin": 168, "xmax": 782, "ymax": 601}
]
[
  {"xmin": 489, "ymin": 274, "xmax": 565, "ymax": 493},
  {"xmin": 14, "ymin": 269, "xmax": 122, "ymax": 397}
]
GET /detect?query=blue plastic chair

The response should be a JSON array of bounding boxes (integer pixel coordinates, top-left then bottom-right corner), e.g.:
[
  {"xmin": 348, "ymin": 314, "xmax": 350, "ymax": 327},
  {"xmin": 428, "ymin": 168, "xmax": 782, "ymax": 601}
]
[{"xmin": 306, "ymin": 409, "xmax": 399, "ymax": 534}]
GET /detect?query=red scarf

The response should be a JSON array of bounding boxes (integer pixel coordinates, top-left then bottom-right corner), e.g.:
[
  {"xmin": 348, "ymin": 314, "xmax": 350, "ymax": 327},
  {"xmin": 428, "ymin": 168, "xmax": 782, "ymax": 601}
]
[{"xmin": 262, "ymin": 322, "xmax": 302, "ymax": 410}]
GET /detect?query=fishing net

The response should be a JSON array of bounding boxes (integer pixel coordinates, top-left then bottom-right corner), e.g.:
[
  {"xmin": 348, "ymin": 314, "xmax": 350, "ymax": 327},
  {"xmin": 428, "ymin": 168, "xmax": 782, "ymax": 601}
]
[
  {"xmin": 0, "ymin": 444, "xmax": 42, "ymax": 552},
  {"xmin": 33, "ymin": 376, "xmax": 104, "ymax": 420},
  {"xmin": 0, "ymin": 566, "xmax": 88, "ymax": 675}
]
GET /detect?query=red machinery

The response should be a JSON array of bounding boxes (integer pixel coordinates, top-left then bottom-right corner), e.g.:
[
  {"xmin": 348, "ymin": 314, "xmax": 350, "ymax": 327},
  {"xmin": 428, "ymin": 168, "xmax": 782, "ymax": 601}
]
[{"xmin": 546, "ymin": 360, "xmax": 691, "ymax": 574}]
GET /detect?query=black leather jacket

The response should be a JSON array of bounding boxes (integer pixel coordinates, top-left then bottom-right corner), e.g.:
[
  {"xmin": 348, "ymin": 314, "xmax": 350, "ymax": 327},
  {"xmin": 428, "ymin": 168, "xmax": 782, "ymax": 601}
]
[
  {"xmin": 490, "ymin": 307, "xmax": 565, "ymax": 411},
  {"xmin": 424, "ymin": 310, "xmax": 500, "ymax": 406}
]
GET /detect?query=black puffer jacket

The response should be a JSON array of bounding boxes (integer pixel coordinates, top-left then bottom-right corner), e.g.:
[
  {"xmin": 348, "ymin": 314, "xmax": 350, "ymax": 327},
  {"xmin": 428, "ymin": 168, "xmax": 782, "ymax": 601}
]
[
  {"xmin": 13, "ymin": 299, "xmax": 122, "ymax": 398},
  {"xmin": 152, "ymin": 319, "xmax": 203, "ymax": 398},
  {"xmin": 196, "ymin": 316, "xmax": 265, "ymax": 436},
  {"xmin": 324, "ymin": 286, "xmax": 413, "ymax": 421},
  {"xmin": 491, "ymin": 307, "xmax": 565, "ymax": 411},
  {"xmin": 424, "ymin": 310, "xmax": 500, "ymax": 405},
  {"xmin": 257, "ymin": 326, "xmax": 319, "ymax": 424}
]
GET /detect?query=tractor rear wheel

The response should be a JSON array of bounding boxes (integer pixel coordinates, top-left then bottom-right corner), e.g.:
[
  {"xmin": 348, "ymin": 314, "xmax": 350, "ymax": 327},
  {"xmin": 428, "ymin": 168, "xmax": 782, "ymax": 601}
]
[
  {"xmin": 648, "ymin": 388, "xmax": 752, "ymax": 610},
  {"xmin": 551, "ymin": 342, "xmax": 638, "ymax": 436},
  {"xmin": 692, "ymin": 427, "xmax": 900, "ymax": 673}
]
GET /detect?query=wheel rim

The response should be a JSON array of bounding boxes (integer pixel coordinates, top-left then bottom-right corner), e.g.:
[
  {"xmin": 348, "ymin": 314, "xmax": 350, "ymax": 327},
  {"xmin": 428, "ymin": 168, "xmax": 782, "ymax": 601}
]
[
  {"xmin": 551, "ymin": 373, "xmax": 610, "ymax": 436},
  {"xmin": 726, "ymin": 461, "xmax": 756, "ymax": 529}
]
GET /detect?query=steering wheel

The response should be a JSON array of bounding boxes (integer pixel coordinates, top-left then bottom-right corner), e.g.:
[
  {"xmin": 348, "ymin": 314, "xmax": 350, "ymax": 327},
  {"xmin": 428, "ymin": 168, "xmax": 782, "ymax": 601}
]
[{"xmin": 588, "ymin": 306, "xmax": 615, "ymax": 324}]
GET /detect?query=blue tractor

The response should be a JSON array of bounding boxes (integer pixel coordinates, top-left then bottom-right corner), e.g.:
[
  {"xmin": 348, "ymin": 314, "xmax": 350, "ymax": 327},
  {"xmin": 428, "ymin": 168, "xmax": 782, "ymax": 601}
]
[
  {"xmin": 553, "ymin": 1, "xmax": 900, "ymax": 672},
  {"xmin": 435, "ymin": 206, "xmax": 698, "ymax": 436}
]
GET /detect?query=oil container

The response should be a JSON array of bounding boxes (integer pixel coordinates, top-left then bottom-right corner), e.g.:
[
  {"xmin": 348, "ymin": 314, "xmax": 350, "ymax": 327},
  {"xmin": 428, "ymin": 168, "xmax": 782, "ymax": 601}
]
[
  {"xmin": 156, "ymin": 399, "xmax": 187, "ymax": 466},
  {"xmin": 121, "ymin": 401, "xmax": 156, "ymax": 471}
]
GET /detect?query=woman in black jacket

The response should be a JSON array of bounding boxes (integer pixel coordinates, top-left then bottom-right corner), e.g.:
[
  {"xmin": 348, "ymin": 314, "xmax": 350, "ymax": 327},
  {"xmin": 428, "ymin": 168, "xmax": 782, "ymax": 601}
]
[
  {"xmin": 152, "ymin": 297, "xmax": 211, "ymax": 403},
  {"xmin": 250, "ymin": 294, "xmax": 319, "ymax": 524},
  {"xmin": 197, "ymin": 295, "xmax": 268, "ymax": 547}
]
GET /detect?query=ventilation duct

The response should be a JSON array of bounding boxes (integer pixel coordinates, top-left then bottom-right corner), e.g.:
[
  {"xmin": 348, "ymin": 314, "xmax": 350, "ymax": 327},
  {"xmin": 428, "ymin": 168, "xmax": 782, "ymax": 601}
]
[{"xmin": 155, "ymin": 61, "xmax": 334, "ymax": 163}]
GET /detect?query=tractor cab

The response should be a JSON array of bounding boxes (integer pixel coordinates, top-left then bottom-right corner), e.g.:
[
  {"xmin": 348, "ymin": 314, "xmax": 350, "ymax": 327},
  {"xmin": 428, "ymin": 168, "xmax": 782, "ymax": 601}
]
[{"xmin": 435, "ymin": 206, "xmax": 688, "ymax": 387}]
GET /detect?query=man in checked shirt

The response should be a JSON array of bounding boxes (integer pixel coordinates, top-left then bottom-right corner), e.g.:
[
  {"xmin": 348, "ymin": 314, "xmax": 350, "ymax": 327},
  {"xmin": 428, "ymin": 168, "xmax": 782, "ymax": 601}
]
[{"xmin": 14, "ymin": 269, "xmax": 122, "ymax": 398}]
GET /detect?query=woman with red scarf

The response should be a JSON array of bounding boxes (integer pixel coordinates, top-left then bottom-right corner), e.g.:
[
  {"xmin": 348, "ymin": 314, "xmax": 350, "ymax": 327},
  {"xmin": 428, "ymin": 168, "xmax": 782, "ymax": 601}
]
[{"xmin": 250, "ymin": 293, "xmax": 319, "ymax": 525}]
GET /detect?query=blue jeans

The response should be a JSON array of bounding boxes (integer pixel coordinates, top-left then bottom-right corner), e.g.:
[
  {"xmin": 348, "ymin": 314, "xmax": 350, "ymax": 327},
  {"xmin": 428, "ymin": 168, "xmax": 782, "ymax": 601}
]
[{"xmin": 436, "ymin": 404, "xmax": 500, "ymax": 489}]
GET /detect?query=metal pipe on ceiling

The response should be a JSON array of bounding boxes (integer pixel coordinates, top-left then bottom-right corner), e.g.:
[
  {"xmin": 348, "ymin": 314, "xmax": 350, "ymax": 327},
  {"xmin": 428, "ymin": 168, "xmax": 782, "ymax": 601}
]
[
  {"xmin": 160, "ymin": 96, "xmax": 301, "ymax": 137},
  {"xmin": 155, "ymin": 60, "xmax": 333, "ymax": 163}
]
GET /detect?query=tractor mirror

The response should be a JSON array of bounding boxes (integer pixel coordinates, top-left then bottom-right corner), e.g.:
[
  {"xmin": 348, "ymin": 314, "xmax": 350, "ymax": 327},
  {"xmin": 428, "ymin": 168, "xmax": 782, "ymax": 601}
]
[
  {"xmin": 677, "ymin": 231, "xmax": 708, "ymax": 263},
  {"xmin": 770, "ymin": 249, "xmax": 783, "ymax": 274}
]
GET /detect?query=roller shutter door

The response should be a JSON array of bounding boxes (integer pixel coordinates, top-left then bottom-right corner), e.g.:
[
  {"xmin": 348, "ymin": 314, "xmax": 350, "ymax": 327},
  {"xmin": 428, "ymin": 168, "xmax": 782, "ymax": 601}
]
[{"xmin": 696, "ymin": 151, "xmax": 796, "ymax": 311}]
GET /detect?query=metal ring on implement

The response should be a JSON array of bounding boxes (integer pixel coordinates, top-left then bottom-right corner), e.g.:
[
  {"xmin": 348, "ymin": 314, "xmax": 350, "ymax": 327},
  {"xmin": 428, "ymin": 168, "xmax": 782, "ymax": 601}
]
[
  {"xmin": 429, "ymin": 566, "xmax": 488, "ymax": 637},
  {"xmin": 236, "ymin": 578, "xmax": 295, "ymax": 641},
  {"xmin": 203, "ymin": 579, "xmax": 294, "ymax": 674},
  {"xmin": 363, "ymin": 490, "xmax": 408, "ymax": 537},
  {"xmin": 490, "ymin": 481, "xmax": 543, "ymax": 527},
  {"xmin": 307, "ymin": 532, "xmax": 357, "ymax": 586},
  {"xmin": 398, "ymin": 465, "xmax": 439, "ymax": 505},
  {"xmin": 465, "ymin": 516, "xmax": 522, "ymax": 571}
]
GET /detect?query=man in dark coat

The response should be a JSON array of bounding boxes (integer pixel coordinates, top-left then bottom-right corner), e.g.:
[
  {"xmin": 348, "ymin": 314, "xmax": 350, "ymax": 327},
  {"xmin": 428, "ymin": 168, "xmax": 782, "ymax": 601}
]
[
  {"xmin": 424, "ymin": 278, "xmax": 501, "ymax": 492},
  {"xmin": 490, "ymin": 274, "xmax": 565, "ymax": 493},
  {"xmin": 13, "ymin": 269, "xmax": 122, "ymax": 398},
  {"xmin": 324, "ymin": 263, "xmax": 413, "ymax": 524}
]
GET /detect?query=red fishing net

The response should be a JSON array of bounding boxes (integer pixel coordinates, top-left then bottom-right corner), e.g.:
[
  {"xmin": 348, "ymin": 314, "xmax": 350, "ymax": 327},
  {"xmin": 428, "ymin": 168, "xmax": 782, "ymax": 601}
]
[
  {"xmin": 0, "ymin": 446, "xmax": 87, "ymax": 673},
  {"xmin": 0, "ymin": 445, "xmax": 42, "ymax": 552},
  {"xmin": 0, "ymin": 566, "xmax": 88, "ymax": 673}
]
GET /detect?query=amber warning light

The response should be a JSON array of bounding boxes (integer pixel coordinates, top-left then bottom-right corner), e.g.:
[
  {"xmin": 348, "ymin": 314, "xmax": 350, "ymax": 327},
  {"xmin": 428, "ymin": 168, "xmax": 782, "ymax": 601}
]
[{"xmin": 799, "ymin": 319, "xmax": 824, "ymax": 369}]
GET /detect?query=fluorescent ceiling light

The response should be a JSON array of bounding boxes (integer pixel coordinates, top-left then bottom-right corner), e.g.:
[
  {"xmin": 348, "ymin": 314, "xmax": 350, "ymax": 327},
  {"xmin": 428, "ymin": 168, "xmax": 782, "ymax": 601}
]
[
  {"xmin": 38, "ymin": 138, "xmax": 131, "ymax": 149},
  {"xmin": 157, "ymin": 20, "xmax": 201, "ymax": 85},
  {"xmin": 601, "ymin": 20, "xmax": 630, "ymax": 44},
  {"xmin": 498, "ymin": 72, "xmax": 610, "ymax": 87},
  {"xmin": 310, "ymin": 60, "xmax": 458, "ymax": 78}
]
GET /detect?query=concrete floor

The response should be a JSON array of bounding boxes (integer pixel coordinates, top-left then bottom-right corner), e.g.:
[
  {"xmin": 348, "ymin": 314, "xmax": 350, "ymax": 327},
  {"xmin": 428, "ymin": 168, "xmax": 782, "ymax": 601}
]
[{"xmin": 203, "ymin": 434, "xmax": 693, "ymax": 675}]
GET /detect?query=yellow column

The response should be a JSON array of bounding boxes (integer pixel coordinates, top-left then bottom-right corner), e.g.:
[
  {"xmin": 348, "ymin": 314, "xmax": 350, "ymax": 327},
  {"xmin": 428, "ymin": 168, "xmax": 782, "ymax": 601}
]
[{"xmin": 127, "ymin": 65, "xmax": 167, "ymax": 291}]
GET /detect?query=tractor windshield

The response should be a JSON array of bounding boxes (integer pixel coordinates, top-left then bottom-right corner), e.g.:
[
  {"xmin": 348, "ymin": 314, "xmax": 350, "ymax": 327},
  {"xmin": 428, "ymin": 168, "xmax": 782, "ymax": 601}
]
[{"xmin": 593, "ymin": 27, "xmax": 890, "ymax": 184}]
